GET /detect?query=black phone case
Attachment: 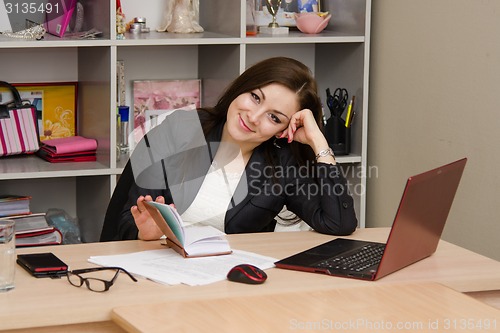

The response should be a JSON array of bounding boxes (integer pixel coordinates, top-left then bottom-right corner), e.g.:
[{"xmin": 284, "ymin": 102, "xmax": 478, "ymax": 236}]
[{"xmin": 17, "ymin": 252, "xmax": 68, "ymax": 278}]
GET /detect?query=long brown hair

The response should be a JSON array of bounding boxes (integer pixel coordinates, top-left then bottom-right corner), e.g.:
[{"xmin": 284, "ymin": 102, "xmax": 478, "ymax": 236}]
[{"xmin": 200, "ymin": 56, "xmax": 323, "ymax": 166}]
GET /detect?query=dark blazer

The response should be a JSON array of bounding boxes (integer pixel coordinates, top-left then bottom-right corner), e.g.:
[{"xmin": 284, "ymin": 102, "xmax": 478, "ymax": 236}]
[{"xmin": 101, "ymin": 110, "xmax": 357, "ymax": 241}]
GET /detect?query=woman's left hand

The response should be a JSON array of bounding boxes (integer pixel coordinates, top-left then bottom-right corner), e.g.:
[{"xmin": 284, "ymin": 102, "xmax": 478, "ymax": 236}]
[
  {"xmin": 281, "ymin": 109, "xmax": 336, "ymax": 164},
  {"xmin": 283, "ymin": 109, "xmax": 328, "ymax": 150}
]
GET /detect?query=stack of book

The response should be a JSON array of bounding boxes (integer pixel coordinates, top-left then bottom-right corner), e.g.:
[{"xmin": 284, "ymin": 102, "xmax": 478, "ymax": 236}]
[
  {"xmin": 0, "ymin": 195, "xmax": 31, "ymax": 217},
  {"xmin": 9, "ymin": 213, "xmax": 63, "ymax": 247},
  {"xmin": 36, "ymin": 136, "xmax": 98, "ymax": 163},
  {"xmin": 0, "ymin": 196, "xmax": 63, "ymax": 246}
]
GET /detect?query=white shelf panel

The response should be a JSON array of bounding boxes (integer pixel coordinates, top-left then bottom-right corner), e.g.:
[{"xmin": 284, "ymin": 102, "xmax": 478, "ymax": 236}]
[
  {"xmin": 336, "ymin": 155, "xmax": 362, "ymax": 164},
  {"xmin": 115, "ymin": 31, "xmax": 240, "ymax": 46},
  {"xmin": 0, "ymin": 156, "xmax": 114, "ymax": 180},
  {"xmin": 245, "ymin": 31, "xmax": 365, "ymax": 44},
  {"xmin": 0, "ymin": 36, "xmax": 110, "ymax": 48},
  {"xmin": 0, "ymin": 33, "xmax": 363, "ymax": 48}
]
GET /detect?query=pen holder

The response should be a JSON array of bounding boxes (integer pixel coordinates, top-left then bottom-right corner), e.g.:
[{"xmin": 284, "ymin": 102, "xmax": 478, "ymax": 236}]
[{"xmin": 324, "ymin": 116, "xmax": 351, "ymax": 156}]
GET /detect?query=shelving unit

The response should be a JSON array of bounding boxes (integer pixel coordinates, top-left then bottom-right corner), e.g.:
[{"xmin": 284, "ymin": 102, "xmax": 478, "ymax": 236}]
[{"xmin": 0, "ymin": 0, "xmax": 371, "ymax": 242}]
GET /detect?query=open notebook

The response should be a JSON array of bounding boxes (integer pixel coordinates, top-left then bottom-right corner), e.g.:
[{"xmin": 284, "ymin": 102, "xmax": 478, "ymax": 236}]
[{"xmin": 142, "ymin": 201, "xmax": 232, "ymax": 258}]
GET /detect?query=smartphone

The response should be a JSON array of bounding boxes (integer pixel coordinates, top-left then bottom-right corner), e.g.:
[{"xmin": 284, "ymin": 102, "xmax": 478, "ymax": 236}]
[{"xmin": 17, "ymin": 252, "xmax": 68, "ymax": 278}]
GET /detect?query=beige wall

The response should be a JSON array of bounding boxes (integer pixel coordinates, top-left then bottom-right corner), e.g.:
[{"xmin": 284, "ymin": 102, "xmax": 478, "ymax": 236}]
[{"xmin": 367, "ymin": 0, "xmax": 500, "ymax": 260}]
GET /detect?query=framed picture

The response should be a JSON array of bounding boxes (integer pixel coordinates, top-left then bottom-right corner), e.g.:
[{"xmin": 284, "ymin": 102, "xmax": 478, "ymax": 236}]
[
  {"xmin": 132, "ymin": 79, "xmax": 201, "ymax": 143},
  {"xmin": 297, "ymin": 0, "xmax": 321, "ymax": 12},
  {"xmin": 0, "ymin": 82, "xmax": 78, "ymax": 141},
  {"xmin": 254, "ymin": 0, "xmax": 321, "ymax": 27}
]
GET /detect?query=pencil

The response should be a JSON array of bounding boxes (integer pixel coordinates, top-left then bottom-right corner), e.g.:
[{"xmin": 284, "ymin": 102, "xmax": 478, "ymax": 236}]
[{"xmin": 345, "ymin": 96, "xmax": 355, "ymax": 127}]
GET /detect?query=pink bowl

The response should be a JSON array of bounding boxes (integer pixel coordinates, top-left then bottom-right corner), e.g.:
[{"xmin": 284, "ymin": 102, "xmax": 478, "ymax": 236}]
[{"xmin": 295, "ymin": 12, "xmax": 332, "ymax": 34}]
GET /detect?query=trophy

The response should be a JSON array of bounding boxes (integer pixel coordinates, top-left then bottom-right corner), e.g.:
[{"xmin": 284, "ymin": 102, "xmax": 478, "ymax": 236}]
[
  {"xmin": 260, "ymin": 0, "xmax": 289, "ymax": 35},
  {"xmin": 266, "ymin": 0, "xmax": 282, "ymax": 28}
]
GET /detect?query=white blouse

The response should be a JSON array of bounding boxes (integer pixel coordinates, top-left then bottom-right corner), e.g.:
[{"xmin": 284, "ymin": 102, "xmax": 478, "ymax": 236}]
[{"xmin": 180, "ymin": 163, "xmax": 243, "ymax": 232}]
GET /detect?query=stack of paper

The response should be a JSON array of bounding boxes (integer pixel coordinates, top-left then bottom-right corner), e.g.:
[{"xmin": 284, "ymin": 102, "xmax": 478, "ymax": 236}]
[
  {"xmin": 89, "ymin": 249, "xmax": 277, "ymax": 286},
  {"xmin": 37, "ymin": 136, "xmax": 97, "ymax": 162}
]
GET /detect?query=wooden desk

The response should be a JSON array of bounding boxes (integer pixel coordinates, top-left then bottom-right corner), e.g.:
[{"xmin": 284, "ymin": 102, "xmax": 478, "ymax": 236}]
[
  {"xmin": 112, "ymin": 282, "xmax": 500, "ymax": 333},
  {"xmin": 1, "ymin": 228, "xmax": 500, "ymax": 332}
]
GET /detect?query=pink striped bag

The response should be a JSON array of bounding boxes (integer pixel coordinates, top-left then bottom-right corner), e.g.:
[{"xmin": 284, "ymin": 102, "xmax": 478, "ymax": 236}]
[{"xmin": 0, "ymin": 81, "xmax": 40, "ymax": 157}]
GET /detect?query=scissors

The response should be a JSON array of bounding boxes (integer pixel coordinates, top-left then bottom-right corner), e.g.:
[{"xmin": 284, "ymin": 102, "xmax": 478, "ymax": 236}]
[{"xmin": 326, "ymin": 88, "xmax": 349, "ymax": 118}]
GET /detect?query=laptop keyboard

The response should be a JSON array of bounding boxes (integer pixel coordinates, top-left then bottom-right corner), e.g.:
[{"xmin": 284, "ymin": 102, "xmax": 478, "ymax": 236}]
[{"xmin": 314, "ymin": 243, "xmax": 386, "ymax": 272}]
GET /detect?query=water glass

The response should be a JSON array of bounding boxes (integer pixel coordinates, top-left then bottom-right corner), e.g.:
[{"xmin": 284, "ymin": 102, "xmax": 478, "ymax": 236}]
[{"xmin": 0, "ymin": 219, "xmax": 15, "ymax": 292}]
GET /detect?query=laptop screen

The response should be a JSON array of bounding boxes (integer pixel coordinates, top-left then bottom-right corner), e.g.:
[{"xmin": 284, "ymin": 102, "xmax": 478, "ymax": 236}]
[{"xmin": 375, "ymin": 158, "xmax": 467, "ymax": 279}]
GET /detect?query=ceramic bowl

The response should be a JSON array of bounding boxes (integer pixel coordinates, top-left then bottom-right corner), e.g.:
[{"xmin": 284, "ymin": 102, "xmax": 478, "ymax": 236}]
[{"xmin": 294, "ymin": 12, "xmax": 332, "ymax": 34}]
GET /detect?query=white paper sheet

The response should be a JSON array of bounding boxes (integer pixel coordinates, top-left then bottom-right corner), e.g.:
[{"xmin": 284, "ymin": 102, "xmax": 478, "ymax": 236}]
[{"xmin": 88, "ymin": 249, "xmax": 277, "ymax": 286}]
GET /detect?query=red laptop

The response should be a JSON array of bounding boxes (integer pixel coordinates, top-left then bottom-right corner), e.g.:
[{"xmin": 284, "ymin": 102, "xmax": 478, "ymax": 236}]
[{"xmin": 275, "ymin": 158, "xmax": 467, "ymax": 281}]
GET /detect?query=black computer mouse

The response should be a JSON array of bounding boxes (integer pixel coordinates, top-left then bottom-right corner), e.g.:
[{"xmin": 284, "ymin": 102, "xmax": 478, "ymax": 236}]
[{"xmin": 226, "ymin": 264, "xmax": 267, "ymax": 284}]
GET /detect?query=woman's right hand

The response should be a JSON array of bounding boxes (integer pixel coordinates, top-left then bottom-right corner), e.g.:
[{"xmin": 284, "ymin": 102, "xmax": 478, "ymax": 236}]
[{"xmin": 131, "ymin": 195, "xmax": 166, "ymax": 240}]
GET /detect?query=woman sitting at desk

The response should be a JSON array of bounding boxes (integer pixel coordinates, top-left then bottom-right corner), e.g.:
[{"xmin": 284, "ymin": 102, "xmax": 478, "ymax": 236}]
[{"xmin": 112, "ymin": 57, "xmax": 357, "ymax": 241}]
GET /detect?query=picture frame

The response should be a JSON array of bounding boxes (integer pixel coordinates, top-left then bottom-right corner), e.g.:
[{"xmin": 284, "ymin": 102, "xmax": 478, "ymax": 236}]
[
  {"xmin": 254, "ymin": 0, "xmax": 322, "ymax": 27},
  {"xmin": 132, "ymin": 79, "xmax": 201, "ymax": 143},
  {"xmin": 0, "ymin": 82, "xmax": 78, "ymax": 141},
  {"xmin": 297, "ymin": 0, "xmax": 321, "ymax": 13}
]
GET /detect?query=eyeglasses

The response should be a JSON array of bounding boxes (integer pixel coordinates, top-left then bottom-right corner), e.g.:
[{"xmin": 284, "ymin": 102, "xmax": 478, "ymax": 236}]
[{"xmin": 67, "ymin": 266, "xmax": 137, "ymax": 292}]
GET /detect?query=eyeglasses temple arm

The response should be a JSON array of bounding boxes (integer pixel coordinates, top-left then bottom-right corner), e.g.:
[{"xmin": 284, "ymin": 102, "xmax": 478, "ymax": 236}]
[
  {"xmin": 116, "ymin": 267, "xmax": 138, "ymax": 282},
  {"xmin": 70, "ymin": 266, "xmax": 138, "ymax": 282}
]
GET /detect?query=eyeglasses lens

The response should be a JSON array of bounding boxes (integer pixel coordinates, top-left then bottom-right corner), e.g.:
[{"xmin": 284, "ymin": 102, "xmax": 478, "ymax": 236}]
[
  {"xmin": 83, "ymin": 278, "xmax": 109, "ymax": 292},
  {"xmin": 67, "ymin": 273, "xmax": 84, "ymax": 287}
]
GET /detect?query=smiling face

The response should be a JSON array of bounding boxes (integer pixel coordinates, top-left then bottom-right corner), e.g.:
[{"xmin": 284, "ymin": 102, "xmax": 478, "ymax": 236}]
[{"xmin": 223, "ymin": 83, "xmax": 300, "ymax": 153}]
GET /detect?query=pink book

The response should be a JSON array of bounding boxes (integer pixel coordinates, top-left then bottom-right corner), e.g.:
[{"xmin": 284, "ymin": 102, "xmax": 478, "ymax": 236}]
[
  {"xmin": 44, "ymin": 0, "xmax": 78, "ymax": 38},
  {"xmin": 41, "ymin": 136, "xmax": 97, "ymax": 154}
]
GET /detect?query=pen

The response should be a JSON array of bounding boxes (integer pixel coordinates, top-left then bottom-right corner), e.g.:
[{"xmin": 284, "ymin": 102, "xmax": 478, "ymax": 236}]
[{"xmin": 345, "ymin": 96, "xmax": 355, "ymax": 127}]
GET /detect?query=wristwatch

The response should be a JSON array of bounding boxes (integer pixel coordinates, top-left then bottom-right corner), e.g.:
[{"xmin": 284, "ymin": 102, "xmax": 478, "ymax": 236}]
[{"xmin": 315, "ymin": 148, "xmax": 335, "ymax": 160}]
